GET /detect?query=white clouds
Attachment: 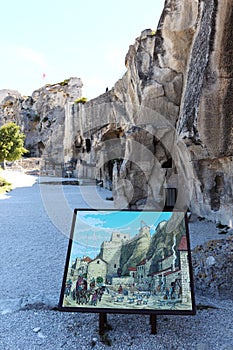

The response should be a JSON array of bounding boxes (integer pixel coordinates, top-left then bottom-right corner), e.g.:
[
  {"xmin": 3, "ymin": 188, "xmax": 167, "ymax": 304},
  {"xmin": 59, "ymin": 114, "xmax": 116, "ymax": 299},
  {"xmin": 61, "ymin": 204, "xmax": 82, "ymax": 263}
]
[{"xmin": 81, "ymin": 216, "xmax": 105, "ymax": 228}]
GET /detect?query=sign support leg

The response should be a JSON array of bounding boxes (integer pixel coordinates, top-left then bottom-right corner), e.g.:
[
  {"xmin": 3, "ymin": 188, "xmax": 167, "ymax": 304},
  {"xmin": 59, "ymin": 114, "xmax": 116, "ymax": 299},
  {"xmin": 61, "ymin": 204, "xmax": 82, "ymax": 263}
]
[
  {"xmin": 150, "ymin": 314, "xmax": 157, "ymax": 334},
  {"xmin": 99, "ymin": 313, "xmax": 107, "ymax": 335}
]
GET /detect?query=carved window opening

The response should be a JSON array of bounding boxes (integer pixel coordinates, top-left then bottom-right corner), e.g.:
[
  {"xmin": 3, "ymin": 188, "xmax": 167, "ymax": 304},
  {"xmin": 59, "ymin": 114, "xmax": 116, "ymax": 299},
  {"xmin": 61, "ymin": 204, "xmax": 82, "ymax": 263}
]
[
  {"xmin": 85, "ymin": 139, "xmax": 91, "ymax": 153},
  {"xmin": 162, "ymin": 158, "xmax": 172, "ymax": 168}
]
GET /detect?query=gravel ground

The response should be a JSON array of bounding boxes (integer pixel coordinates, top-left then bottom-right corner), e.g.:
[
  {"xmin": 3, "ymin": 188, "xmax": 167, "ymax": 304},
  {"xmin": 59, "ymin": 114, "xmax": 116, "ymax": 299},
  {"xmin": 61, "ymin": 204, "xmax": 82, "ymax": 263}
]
[
  {"xmin": 0, "ymin": 302, "xmax": 233, "ymax": 350},
  {"xmin": 0, "ymin": 172, "xmax": 232, "ymax": 350}
]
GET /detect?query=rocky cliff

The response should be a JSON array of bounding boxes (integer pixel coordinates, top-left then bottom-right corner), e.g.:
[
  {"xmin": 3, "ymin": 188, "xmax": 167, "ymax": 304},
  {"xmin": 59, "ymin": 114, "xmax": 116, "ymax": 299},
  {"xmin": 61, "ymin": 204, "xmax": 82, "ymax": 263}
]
[
  {"xmin": 147, "ymin": 212, "xmax": 186, "ymax": 274},
  {"xmin": 0, "ymin": 78, "xmax": 82, "ymax": 174},
  {"xmin": 116, "ymin": 212, "xmax": 185, "ymax": 277},
  {"xmin": 98, "ymin": 212, "xmax": 185, "ymax": 278},
  {"xmin": 1, "ymin": 0, "xmax": 233, "ymax": 225},
  {"xmin": 119, "ymin": 224, "xmax": 151, "ymax": 275}
]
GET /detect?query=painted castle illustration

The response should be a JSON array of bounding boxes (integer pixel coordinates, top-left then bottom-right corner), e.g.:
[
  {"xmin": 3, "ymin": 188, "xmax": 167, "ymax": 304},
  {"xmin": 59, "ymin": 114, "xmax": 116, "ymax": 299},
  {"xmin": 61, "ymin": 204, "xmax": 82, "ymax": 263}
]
[{"xmin": 69, "ymin": 214, "xmax": 192, "ymax": 304}]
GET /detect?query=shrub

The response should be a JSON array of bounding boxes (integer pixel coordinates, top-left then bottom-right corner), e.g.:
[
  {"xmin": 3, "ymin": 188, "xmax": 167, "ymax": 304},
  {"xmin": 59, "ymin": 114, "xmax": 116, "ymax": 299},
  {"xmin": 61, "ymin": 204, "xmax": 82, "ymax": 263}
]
[
  {"xmin": 0, "ymin": 176, "xmax": 12, "ymax": 194},
  {"xmin": 60, "ymin": 79, "xmax": 69, "ymax": 86},
  {"xmin": 74, "ymin": 97, "xmax": 88, "ymax": 104}
]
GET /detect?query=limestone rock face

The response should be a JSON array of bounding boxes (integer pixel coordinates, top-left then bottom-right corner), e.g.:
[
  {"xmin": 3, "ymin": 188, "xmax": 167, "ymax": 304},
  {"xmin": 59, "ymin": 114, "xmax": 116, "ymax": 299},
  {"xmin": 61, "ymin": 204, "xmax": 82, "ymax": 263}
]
[
  {"xmin": 1, "ymin": 1, "xmax": 233, "ymax": 226},
  {"xmin": 119, "ymin": 225, "xmax": 151, "ymax": 275},
  {"xmin": 0, "ymin": 78, "xmax": 82, "ymax": 171},
  {"xmin": 176, "ymin": 0, "xmax": 233, "ymax": 224},
  {"xmin": 147, "ymin": 213, "xmax": 186, "ymax": 275},
  {"xmin": 108, "ymin": 0, "xmax": 233, "ymax": 224}
]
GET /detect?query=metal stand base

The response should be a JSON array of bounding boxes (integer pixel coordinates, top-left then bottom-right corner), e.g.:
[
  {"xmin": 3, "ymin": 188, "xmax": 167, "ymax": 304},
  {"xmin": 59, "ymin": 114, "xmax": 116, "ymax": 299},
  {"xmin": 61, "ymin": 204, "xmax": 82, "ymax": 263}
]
[
  {"xmin": 99, "ymin": 313, "xmax": 107, "ymax": 335},
  {"xmin": 150, "ymin": 314, "xmax": 157, "ymax": 334},
  {"xmin": 98, "ymin": 313, "xmax": 157, "ymax": 335}
]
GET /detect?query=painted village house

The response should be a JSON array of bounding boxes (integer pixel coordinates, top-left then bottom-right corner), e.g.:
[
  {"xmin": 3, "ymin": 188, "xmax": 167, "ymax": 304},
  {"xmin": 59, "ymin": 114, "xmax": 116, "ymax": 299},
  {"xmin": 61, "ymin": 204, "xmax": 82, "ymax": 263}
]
[
  {"xmin": 150, "ymin": 253, "xmax": 180, "ymax": 293},
  {"xmin": 128, "ymin": 267, "xmax": 137, "ymax": 279},
  {"xmin": 87, "ymin": 257, "xmax": 108, "ymax": 288},
  {"xmin": 70, "ymin": 256, "xmax": 92, "ymax": 278},
  {"xmin": 136, "ymin": 256, "xmax": 153, "ymax": 285},
  {"xmin": 150, "ymin": 236, "xmax": 190, "ymax": 301}
]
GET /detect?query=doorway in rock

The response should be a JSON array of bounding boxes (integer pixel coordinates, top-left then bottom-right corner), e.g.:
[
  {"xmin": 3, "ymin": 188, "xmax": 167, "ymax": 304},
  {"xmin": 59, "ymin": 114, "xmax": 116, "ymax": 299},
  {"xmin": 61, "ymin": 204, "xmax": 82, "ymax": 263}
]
[
  {"xmin": 103, "ymin": 159, "xmax": 123, "ymax": 191},
  {"xmin": 38, "ymin": 141, "xmax": 45, "ymax": 157}
]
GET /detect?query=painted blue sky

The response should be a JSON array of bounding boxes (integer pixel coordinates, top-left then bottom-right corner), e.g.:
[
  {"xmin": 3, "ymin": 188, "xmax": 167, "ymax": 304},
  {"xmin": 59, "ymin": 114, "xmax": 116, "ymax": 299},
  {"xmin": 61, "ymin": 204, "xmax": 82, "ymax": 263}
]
[
  {"xmin": 70, "ymin": 210, "xmax": 172, "ymax": 260},
  {"xmin": 0, "ymin": 0, "xmax": 164, "ymax": 99}
]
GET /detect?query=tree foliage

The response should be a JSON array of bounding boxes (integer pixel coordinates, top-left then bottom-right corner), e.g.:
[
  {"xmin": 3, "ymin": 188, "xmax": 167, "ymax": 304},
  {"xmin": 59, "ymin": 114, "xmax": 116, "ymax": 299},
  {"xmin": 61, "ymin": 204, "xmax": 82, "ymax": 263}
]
[
  {"xmin": 0, "ymin": 122, "xmax": 28, "ymax": 162},
  {"xmin": 96, "ymin": 276, "xmax": 103, "ymax": 285}
]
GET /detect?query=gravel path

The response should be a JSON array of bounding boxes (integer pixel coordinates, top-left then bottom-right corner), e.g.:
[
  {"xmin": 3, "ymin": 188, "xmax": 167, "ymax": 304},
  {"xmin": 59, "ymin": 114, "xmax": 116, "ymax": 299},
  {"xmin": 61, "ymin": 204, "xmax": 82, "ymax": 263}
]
[{"xmin": 0, "ymin": 172, "xmax": 232, "ymax": 350}]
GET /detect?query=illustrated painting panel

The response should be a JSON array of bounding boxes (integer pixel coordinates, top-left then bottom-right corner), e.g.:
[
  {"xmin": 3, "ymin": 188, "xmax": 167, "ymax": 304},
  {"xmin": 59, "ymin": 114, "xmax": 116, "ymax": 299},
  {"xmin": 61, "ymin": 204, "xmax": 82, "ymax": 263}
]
[{"xmin": 59, "ymin": 210, "xmax": 195, "ymax": 314}]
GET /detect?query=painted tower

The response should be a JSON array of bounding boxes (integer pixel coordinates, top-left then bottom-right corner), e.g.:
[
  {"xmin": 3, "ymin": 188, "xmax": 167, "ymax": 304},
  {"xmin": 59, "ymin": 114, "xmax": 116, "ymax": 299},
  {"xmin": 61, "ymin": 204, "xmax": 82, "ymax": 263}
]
[
  {"xmin": 100, "ymin": 231, "xmax": 130, "ymax": 278},
  {"xmin": 178, "ymin": 236, "xmax": 191, "ymax": 303}
]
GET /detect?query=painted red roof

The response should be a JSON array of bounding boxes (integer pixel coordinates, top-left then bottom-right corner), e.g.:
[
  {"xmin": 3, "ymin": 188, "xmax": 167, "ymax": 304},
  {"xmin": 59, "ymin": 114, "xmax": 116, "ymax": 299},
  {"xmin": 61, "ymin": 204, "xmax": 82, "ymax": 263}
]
[
  {"xmin": 82, "ymin": 256, "xmax": 92, "ymax": 263},
  {"xmin": 178, "ymin": 236, "xmax": 188, "ymax": 251},
  {"xmin": 149, "ymin": 267, "xmax": 171, "ymax": 276},
  {"xmin": 137, "ymin": 259, "xmax": 147, "ymax": 266},
  {"xmin": 137, "ymin": 256, "xmax": 152, "ymax": 266},
  {"xmin": 128, "ymin": 267, "xmax": 137, "ymax": 271},
  {"xmin": 150, "ymin": 267, "xmax": 180, "ymax": 277},
  {"xmin": 164, "ymin": 267, "xmax": 180, "ymax": 277}
]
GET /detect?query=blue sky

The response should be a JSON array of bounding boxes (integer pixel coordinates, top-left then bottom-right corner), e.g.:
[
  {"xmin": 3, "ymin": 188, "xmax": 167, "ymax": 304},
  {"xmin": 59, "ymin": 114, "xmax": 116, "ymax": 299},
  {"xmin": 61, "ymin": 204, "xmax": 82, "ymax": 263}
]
[
  {"xmin": 70, "ymin": 210, "xmax": 172, "ymax": 260},
  {"xmin": 0, "ymin": 0, "xmax": 164, "ymax": 99}
]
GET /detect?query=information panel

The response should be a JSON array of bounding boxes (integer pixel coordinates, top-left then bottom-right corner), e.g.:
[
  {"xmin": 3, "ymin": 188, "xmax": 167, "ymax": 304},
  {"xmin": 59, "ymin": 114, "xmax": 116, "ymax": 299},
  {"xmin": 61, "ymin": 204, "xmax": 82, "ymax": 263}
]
[{"xmin": 59, "ymin": 209, "xmax": 195, "ymax": 315}]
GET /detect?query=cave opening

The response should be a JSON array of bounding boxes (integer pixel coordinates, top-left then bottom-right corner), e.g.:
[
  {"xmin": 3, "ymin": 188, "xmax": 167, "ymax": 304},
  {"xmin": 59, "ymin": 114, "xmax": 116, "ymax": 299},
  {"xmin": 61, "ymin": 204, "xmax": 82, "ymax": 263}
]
[
  {"xmin": 161, "ymin": 158, "xmax": 173, "ymax": 168},
  {"xmin": 38, "ymin": 141, "xmax": 45, "ymax": 157}
]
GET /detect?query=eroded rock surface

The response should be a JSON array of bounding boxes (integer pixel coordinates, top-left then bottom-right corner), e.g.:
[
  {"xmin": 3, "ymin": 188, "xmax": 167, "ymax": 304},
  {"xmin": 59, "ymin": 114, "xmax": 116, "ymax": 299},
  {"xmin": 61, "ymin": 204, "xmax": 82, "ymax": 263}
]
[{"xmin": 1, "ymin": 0, "xmax": 233, "ymax": 225}]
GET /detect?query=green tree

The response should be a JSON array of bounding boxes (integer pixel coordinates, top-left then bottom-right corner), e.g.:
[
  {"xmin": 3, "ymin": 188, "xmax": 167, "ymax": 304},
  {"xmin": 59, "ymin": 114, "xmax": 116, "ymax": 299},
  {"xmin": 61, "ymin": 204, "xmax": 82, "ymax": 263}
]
[
  {"xmin": 96, "ymin": 276, "xmax": 103, "ymax": 285},
  {"xmin": 0, "ymin": 122, "xmax": 28, "ymax": 164}
]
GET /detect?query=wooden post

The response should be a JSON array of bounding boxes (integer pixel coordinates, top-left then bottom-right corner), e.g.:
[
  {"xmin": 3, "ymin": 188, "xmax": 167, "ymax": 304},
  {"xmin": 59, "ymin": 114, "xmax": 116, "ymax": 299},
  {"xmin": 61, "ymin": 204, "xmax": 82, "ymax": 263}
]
[{"xmin": 150, "ymin": 314, "xmax": 157, "ymax": 334}]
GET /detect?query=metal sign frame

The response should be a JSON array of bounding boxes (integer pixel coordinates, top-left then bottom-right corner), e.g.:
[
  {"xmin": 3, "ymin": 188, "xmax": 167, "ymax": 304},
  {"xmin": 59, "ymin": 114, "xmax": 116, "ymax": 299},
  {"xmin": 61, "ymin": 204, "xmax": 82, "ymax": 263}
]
[{"xmin": 59, "ymin": 209, "xmax": 196, "ymax": 316}]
